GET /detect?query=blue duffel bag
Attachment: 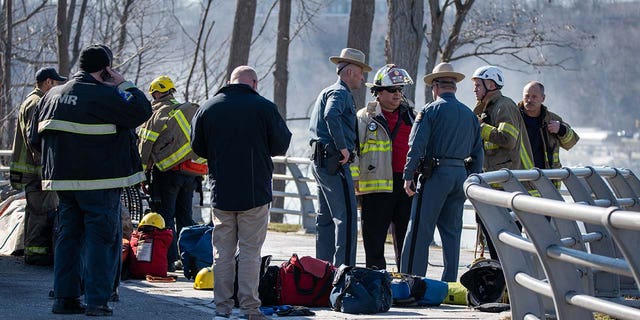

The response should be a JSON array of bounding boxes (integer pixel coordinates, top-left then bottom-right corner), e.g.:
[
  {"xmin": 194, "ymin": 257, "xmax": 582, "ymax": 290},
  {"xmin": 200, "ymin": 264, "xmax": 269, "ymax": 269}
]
[
  {"xmin": 178, "ymin": 224, "xmax": 213, "ymax": 280},
  {"xmin": 330, "ymin": 265, "xmax": 392, "ymax": 314}
]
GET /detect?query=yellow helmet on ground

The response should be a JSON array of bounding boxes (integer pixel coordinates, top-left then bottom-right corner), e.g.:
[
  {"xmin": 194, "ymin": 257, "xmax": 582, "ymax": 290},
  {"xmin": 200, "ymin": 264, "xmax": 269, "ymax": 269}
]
[
  {"xmin": 138, "ymin": 212, "xmax": 165, "ymax": 229},
  {"xmin": 194, "ymin": 267, "xmax": 214, "ymax": 290},
  {"xmin": 148, "ymin": 75, "xmax": 175, "ymax": 95}
]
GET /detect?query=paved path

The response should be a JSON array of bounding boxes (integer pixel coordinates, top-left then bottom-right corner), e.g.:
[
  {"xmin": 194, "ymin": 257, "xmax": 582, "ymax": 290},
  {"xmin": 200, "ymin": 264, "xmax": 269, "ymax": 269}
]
[{"xmin": 0, "ymin": 231, "xmax": 510, "ymax": 320}]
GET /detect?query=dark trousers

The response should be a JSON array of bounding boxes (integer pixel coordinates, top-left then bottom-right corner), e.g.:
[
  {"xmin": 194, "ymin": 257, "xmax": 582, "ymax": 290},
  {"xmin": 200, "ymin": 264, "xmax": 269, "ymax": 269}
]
[
  {"xmin": 361, "ymin": 173, "xmax": 412, "ymax": 270},
  {"xmin": 312, "ymin": 164, "xmax": 358, "ymax": 267},
  {"xmin": 400, "ymin": 167, "xmax": 467, "ymax": 282},
  {"xmin": 154, "ymin": 169, "xmax": 196, "ymax": 264},
  {"xmin": 24, "ymin": 179, "xmax": 58, "ymax": 265},
  {"xmin": 54, "ymin": 189, "xmax": 121, "ymax": 306}
]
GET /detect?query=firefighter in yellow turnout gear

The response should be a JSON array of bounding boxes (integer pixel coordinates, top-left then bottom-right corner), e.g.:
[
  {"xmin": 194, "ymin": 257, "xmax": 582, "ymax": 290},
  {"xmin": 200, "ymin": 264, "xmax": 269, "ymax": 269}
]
[
  {"xmin": 138, "ymin": 75, "xmax": 202, "ymax": 272},
  {"xmin": 10, "ymin": 67, "xmax": 66, "ymax": 265},
  {"xmin": 471, "ymin": 66, "xmax": 533, "ymax": 261}
]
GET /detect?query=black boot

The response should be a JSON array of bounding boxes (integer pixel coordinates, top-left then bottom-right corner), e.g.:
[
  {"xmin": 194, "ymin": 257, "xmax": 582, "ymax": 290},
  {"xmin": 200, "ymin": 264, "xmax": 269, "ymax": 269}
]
[
  {"xmin": 52, "ymin": 297, "xmax": 86, "ymax": 314},
  {"xmin": 109, "ymin": 287, "xmax": 119, "ymax": 302},
  {"xmin": 86, "ymin": 304, "xmax": 113, "ymax": 316}
]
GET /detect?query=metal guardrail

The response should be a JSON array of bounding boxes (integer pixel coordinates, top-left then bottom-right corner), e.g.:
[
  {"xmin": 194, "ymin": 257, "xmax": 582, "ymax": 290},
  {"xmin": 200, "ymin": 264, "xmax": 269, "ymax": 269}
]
[
  {"xmin": 464, "ymin": 167, "xmax": 640, "ymax": 320},
  {"xmin": 270, "ymin": 156, "xmax": 479, "ymax": 234},
  {"xmin": 271, "ymin": 156, "xmax": 317, "ymax": 233}
]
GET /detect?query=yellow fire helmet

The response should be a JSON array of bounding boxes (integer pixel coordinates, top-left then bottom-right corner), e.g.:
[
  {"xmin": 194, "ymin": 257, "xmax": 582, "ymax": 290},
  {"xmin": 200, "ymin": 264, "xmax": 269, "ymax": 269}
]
[
  {"xmin": 194, "ymin": 267, "xmax": 214, "ymax": 290},
  {"xmin": 148, "ymin": 75, "xmax": 175, "ymax": 95},
  {"xmin": 138, "ymin": 212, "xmax": 165, "ymax": 230}
]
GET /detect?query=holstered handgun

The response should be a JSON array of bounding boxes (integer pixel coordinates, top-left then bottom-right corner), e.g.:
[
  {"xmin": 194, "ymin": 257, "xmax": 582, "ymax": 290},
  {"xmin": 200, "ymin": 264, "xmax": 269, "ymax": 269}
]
[{"xmin": 417, "ymin": 157, "xmax": 437, "ymax": 180}]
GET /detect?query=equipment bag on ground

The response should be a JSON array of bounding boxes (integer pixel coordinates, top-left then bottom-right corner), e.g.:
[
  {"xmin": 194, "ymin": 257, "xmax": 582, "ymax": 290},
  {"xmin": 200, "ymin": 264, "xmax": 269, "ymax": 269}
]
[
  {"xmin": 128, "ymin": 228, "xmax": 173, "ymax": 278},
  {"xmin": 232, "ymin": 254, "xmax": 280, "ymax": 306},
  {"xmin": 444, "ymin": 282, "xmax": 468, "ymax": 305},
  {"xmin": 330, "ymin": 265, "xmax": 393, "ymax": 314},
  {"xmin": 178, "ymin": 224, "xmax": 214, "ymax": 280},
  {"xmin": 460, "ymin": 258, "xmax": 510, "ymax": 313},
  {"xmin": 390, "ymin": 272, "xmax": 448, "ymax": 306},
  {"xmin": 278, "ymin": 253, "xmax": 335, "ymax": 307}
]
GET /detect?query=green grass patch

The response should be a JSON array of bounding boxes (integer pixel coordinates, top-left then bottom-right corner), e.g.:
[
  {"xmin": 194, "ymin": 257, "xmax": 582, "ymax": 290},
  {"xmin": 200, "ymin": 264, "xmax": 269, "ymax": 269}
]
[{"xmin": 268, "ymin": 223, "xmax": 301, "ymax": 233}]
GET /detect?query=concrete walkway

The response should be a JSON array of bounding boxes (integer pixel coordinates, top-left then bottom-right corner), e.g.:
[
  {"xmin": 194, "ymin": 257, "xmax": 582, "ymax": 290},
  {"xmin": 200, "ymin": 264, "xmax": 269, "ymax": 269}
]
[{"xmin": 0, "ymin": 231, "xmax": 510, "ymax": 320}]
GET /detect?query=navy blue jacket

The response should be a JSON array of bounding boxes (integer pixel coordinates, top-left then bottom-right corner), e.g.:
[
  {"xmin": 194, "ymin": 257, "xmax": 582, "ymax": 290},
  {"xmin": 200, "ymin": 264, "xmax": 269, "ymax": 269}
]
[
  {"xmin": 191, "ymin": 84, "xmax": 291, "ymax": 211},
  {"xmin": 29, "ymin": 71, "xmax": 152, "ymax": 190},
  {"xmin": 403, "ymin": 92, "xmax": 484, "ymax": 180},
  {"xmin": 308, "ymin": 79, "xmax": 357, "ymax": 152}
]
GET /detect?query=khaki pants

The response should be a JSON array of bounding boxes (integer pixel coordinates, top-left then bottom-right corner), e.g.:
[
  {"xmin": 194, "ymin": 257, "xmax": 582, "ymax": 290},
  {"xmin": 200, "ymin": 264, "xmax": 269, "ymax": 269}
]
[{"xmin": 213, "ymin": 204, "xmax": 269, "ymax": 316}]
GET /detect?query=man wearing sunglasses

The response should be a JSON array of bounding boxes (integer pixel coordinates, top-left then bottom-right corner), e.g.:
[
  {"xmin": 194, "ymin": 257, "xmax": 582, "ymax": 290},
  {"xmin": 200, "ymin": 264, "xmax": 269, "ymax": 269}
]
[
  {"xmin": 353, "ymin": 64, "xmax": 415, "ymax": 270},
  {"xmin": 401, "ymin": 62, "xmax": 484, "ymax": 282}
]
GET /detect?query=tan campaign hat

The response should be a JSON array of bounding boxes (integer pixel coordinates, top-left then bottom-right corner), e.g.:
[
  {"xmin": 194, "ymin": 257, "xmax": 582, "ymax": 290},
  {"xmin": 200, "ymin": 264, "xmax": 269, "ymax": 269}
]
[
  {"xmin": 423, "ymin": 62, "xmax": 465, "ymax": 84},
  {"xmin": 329, "ymin": 48, "xmax": 372, "ymax": 72}
]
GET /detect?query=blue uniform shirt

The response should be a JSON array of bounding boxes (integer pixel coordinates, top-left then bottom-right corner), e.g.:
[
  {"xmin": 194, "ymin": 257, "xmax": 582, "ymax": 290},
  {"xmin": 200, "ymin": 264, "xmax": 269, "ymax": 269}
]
[
  {"xmin": 308, "ymin": 79, "xmax": 357, "ymax": 152},
  {"xmin": 403, "ymin": 92, "xmax": 484, "ymax": 180}
]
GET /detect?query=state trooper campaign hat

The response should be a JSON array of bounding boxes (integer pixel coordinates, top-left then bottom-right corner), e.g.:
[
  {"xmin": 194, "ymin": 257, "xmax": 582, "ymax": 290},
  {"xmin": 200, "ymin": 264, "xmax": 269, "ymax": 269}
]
[{"xmin": 329, "ymin": 48, "xmax": 372, "ymax": 72}]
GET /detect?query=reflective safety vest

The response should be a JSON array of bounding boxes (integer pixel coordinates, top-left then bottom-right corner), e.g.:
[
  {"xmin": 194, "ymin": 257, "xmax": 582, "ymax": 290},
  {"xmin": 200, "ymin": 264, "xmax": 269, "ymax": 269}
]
[
  {"xmin": 352, "ymin": 101, "xmax": 414, "ymax": 194},
  {"xmin": 9, "ymin": 89, "xmax": 44, "ymax": 190},
  {"xmin": 138, "ymin": 96, "xmax": 204, "ymax": 172}
]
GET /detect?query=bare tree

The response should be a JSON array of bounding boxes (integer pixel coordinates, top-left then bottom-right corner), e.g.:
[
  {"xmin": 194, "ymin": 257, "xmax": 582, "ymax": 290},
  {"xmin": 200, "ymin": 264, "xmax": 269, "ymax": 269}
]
[
  {"xmin": 347, "ymin": 0, "xmax": 374, "ymax": 109},
  {"xmin": 225, "ymin": 0, "xmax": 256, "ymax": 81},
  {"xmin": 185, "ymin": 0, "xmax": 214, "ymax": 101},
  {"xmin": 270, "ymin": 0, "xmax": 292, "ymax": 223},
  {"xmin": 1, "ymin": 0, "xmax": 13, "ymax": 148},
  {"xmin": 385, "ymin": 0, "xmax": 424, "ymax": 105},
  {"xmin": 0, "ymin": 0, "xmax": 50, "ymax": 149},
  {"xmin": 115, "ymin": 0, "xmax": 135, "ymax": 55},
  {"xmin": 422, "ymin": 0, "xmax": 588, "ymax": 102}
]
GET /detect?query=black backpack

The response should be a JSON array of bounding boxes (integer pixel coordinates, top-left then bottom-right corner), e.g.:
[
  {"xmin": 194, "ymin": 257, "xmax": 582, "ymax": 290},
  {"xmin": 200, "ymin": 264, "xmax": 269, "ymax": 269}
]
[
  {"xmin": 232, "ymin": 255, "xmax": 279, "ymax": 306},
  {"xmin": 459, "ymin": 258, "xmax": 510, "ymax": 313}
]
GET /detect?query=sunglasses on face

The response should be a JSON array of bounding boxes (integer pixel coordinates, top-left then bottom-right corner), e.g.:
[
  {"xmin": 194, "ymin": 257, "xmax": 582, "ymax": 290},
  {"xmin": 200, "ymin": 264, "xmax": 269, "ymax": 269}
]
[{"xmin": 381, "ymin": 86, "xmax": 403, "ymax": 93}]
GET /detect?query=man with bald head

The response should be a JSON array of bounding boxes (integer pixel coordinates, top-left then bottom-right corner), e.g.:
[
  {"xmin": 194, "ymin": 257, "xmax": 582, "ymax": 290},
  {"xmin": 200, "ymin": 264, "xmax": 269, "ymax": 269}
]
[
  {"xmin": 518, "ymin": 81, "xmax": 579, "ymax": 182},
  {"xmin": 191, "ymin": 65, "xmax": 291, "ymax": 320}
]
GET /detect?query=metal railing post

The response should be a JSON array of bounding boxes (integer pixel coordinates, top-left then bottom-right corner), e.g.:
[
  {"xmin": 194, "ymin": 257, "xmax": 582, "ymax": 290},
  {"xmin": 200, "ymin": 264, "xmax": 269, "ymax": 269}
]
[
  {"xmin": 282, "ymin": 158, "xmax": 316, "ymax": 234},
  {"xmin": 465, "ymin": 167, "xmax": 640, "ymax": 320}
]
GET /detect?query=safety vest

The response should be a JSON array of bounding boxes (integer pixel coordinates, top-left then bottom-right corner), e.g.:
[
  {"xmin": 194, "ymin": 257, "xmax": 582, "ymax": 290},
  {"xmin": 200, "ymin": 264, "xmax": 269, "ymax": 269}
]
[
  {"xmin": 9, "ymin": 89, "xmax": 44, "ymax": 190},
  {"xmin": 352, "ymin": 101, "xmax": 414, "ymax": 194},
  {"xmin": 138, "ymin": 96, "xmax": 204, "ymax": 171}
]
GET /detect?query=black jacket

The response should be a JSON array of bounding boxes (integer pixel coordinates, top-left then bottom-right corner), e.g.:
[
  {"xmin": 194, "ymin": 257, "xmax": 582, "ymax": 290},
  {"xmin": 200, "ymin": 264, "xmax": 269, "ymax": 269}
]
[
  {"xmin": 191, "ymin": 84, "xmax": 291, "ymax": 211},
  {"xmin": 29, "ymin": 71, "xmax": 152, "ymax": 190}
]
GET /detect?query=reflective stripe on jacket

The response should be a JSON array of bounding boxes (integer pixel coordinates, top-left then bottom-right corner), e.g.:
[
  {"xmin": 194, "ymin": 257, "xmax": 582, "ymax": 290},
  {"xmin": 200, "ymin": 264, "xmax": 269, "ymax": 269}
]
[
  {"xmin": 352, "ymin": 101, "xmax": 414, "ymax": 194},
  {"xmin": 29, "ymin": 72, "xmax": 152, "ymax": 191},
  {"xmin": 517, "ymin": 102, "xmax": 579, "ymax": 170},
  {"xmin": 9, "ymin": 89, "xmax": 44, "ymax": 190},
  {"xmin": 138, "ymin": 96, "xmax": 201, "ymax": 171},
  {"xmin": 474, "ymin": 93, "xmax": 534, "ymax": 171}
]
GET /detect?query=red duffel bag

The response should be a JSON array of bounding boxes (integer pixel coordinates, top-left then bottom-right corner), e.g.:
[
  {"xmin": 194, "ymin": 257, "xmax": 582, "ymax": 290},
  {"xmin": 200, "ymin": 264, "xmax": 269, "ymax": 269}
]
[
  {"xmin": 278, "ymin": 254, "xmax": 336, "ymax": 307},
  {"xmin": 128, "ymin": 228, "xmax": 173, "ymax": 279}
]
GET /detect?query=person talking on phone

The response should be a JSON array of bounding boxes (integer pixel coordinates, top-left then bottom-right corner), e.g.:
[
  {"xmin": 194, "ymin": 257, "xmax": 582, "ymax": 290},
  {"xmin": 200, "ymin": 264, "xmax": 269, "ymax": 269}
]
[
  {"xmin": 29, "ymin": 44, "xmax": 151, "ymax": 316},
  {"xmin": 400, "ymin": 63, "xmax": 483, "ymax": 282}
]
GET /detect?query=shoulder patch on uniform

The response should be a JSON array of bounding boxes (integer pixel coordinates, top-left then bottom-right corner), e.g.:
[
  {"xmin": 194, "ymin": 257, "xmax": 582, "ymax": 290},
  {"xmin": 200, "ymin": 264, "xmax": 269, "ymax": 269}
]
[
  {"xmin": 118, "ymin": 89, "xmax": 133, "ymax": 101},
  {"xmin": 367, "ymin": 121, "xmax": 377, "ymax": 131}
]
